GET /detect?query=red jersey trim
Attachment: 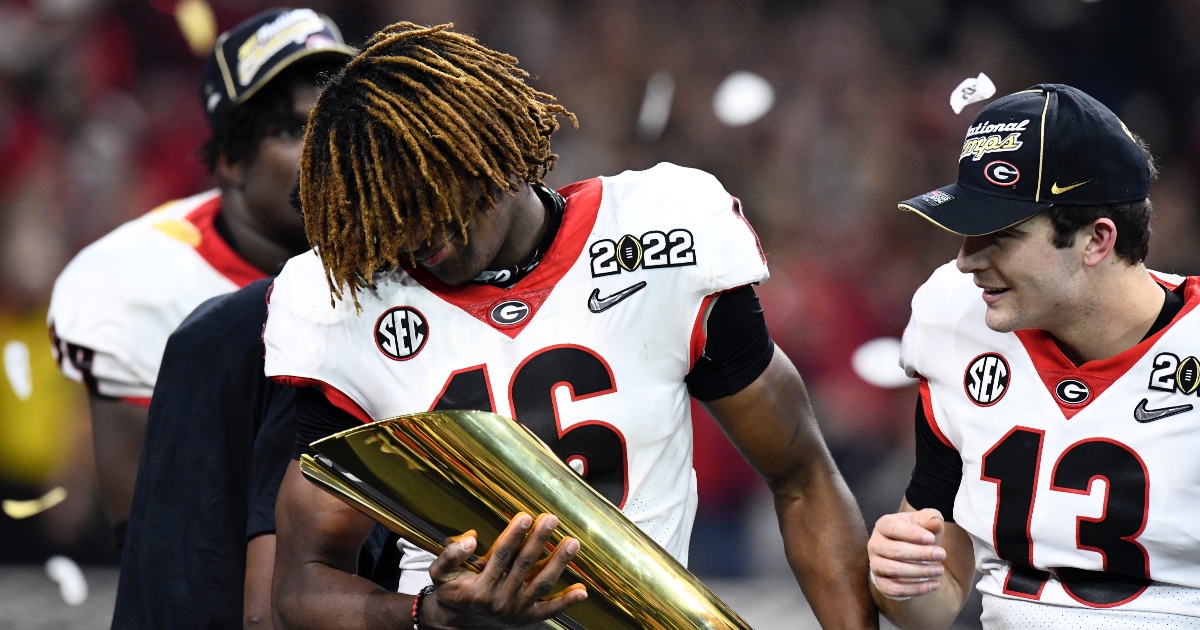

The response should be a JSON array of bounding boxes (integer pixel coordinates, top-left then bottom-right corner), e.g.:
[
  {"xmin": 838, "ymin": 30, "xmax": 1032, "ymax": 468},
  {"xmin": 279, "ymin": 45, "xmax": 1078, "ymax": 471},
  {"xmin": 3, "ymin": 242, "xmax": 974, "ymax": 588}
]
[
  {"xmin": 270, "ymin": 375, "xmax": 372, "ymax": 424},
  {"xmin": 401, "ymin": 179, "xmax": 604, "ymax": 339},
  {"xmin": 184, "ymin": 197, "xmax": 270, "ymax": 288},
  {"xmin": 919, "ymin": 378, "xmax": 954, "ymax": 450},
  {"xmin": 689, "ymin": 293, "xmax": 720, "ymax": 371},
  {"xmin": 121, "ymin": 396, "xmax": 152, "ymax": 408},
  {"xmin": 1014, "ymin": 276, "xmax": 1200, "ymax": 419}
]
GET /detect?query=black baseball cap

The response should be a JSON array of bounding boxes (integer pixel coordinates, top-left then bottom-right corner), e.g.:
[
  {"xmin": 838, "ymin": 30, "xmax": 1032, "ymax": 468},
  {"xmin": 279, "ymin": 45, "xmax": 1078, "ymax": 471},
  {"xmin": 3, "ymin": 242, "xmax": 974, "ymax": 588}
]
[
  {"xmin": 200, "ymin": 8, "xmax": 355, "ymax": 129},
  {"xmin": 899, "ymin": 84, "xmax": 1151, "ymax": 236}
]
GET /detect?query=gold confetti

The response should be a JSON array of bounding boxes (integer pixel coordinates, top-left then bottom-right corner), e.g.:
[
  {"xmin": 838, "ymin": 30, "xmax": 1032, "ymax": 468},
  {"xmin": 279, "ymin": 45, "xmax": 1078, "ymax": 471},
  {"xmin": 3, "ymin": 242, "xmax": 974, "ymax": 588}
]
[
  {"xmin": 175, "ymin": 0, "xmax": 217, "ymax": 57},
  {"xmin": 3, "ymin": 486, "xmax": 67, "ymax": 519}
]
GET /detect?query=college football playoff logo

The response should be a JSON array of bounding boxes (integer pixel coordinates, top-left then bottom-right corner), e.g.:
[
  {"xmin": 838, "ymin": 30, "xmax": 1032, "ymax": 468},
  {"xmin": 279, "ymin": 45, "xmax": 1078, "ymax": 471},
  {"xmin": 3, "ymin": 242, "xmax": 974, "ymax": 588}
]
[
  {"xmin": 964, "ymin": 353, "xmax": 1009, "ymax": 406},
  {"xmin": 1148, "ymin": 352, "xmax": 1200, "ymax": 394},
  {"xmin": 375, "ymin": 306, "xmax": 428, "ymax": 361}
]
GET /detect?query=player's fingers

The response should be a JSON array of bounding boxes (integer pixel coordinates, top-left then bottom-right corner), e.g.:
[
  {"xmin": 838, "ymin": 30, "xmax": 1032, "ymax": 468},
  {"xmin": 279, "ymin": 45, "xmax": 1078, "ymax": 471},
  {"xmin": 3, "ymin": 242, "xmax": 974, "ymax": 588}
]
[
  {"xmin": 526, "ymin": 574, "xmax": 587, "ymax": 621},
  {"xmin": 429, "ymin": 533, "xmax": 479, "ymax": 584},
  {"xmin": 542, "ymin": 582, "xmax": 587, "ymax": 601},
  {"xmin": 914, "ymin": 509, "xmax": 946, "ymax": 537},
  {"xmin": 873, "ymin": 514, "xmax": 941, "ymax": 545},
  {"xmin": 869, "ymin": 536, "xmax": 946, "ymax": 564},
  {"xmin": 476, "ymin": 513, "xmax": 533, "ymax": 586},
  {"xmin": 497, "ymin": 513, "xmax": 559, "ymax": 598},
  {"xmin": 870, "ymin": 556, "xmax": 944, "ymax": 580},
  {"xmin": 872, "ymin": 572, "xmax": 941, "ymax": 599},
  {"xmin": 519, "ymin": 537, "xmax": 581, "ymax": 607}
]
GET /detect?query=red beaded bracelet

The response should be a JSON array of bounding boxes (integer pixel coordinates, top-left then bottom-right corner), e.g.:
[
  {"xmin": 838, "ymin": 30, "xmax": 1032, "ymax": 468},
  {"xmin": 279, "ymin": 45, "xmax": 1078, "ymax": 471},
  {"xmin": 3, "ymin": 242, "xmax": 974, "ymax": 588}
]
[{"xmin": 411, "ymin": 584, "xmax": 434, "ymax": 629}]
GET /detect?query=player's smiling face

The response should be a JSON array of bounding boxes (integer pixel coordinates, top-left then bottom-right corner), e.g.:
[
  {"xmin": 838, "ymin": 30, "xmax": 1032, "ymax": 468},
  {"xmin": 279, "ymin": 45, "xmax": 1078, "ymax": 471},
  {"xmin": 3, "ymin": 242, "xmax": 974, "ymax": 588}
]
[
  {"xmin": 407, "ymin": 183, "xmax": 537, "ymax": 286},
  {"xmin": 956, "ymin": 213, "xmax": 1085, "ymax": 334}
]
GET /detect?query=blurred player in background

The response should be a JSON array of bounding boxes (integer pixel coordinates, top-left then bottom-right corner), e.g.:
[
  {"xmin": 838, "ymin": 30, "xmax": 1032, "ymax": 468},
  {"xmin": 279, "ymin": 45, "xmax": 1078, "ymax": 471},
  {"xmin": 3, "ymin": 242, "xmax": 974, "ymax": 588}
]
[
  {"xmin": 264, "ymin": 22, "xmax": 875, "ymax": 629},
  {"xmin": 45, "ymin": 8, "xmax": 354, "ymax": 549},
  {"xmin": 869, "ymin": 84, "xmax": 1200, "ymax": 629}
]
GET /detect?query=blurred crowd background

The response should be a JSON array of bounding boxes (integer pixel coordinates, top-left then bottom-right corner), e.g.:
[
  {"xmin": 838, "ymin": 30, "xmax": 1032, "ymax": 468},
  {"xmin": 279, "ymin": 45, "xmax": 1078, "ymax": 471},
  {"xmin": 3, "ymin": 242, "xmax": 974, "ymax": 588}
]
[{"xmin": 2, "ymin": 0, "xmax": 1200, "ymax": 623}]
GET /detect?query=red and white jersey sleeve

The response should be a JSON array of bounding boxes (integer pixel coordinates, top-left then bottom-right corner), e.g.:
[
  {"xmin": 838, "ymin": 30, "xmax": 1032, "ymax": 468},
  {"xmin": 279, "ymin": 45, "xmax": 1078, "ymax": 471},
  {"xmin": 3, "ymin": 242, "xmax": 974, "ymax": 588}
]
[
  {"xmin": 265, "ymin": 163, "xmax": 768, "ymax": 577},
  {"xmin": 902, "ymin": 261, "xmax": 1200, "ymax": 628},
  {"xmin": 48, "ymin": 190, "xmax": 267, "ymax": 403}
]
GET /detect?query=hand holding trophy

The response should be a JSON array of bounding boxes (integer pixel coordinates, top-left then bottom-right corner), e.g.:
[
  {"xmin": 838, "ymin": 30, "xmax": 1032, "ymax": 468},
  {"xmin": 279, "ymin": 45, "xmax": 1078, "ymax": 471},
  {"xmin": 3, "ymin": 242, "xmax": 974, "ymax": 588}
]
[
  {"xmin": 301, "ymin": 409, "xmax": 752, "ymax": 629},
  {"xmin": 421, "ymin": 513, "xmax": 588, "ymax": 628}
]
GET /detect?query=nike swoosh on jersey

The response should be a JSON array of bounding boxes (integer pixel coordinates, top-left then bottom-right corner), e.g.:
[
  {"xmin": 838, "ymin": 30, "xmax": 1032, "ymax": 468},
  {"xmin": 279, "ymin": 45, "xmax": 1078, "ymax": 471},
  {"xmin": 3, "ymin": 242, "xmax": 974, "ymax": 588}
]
[
  {"xmin": 1133, "ymin": 398, "xmax": 1193, "ymax": 423},
  {"xmin": 1051, "ymin": 179, "xmax": 1091, "ymax": 195},
  {"xmin": 588, "ymin": 281, "xmax": 647, "ymax": 313}
]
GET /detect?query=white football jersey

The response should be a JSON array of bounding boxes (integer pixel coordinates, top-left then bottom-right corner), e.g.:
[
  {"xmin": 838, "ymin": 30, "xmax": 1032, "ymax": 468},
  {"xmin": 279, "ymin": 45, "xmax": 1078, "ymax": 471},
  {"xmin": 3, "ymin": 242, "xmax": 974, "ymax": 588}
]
[
  {"xmin": 48, "ymin": 190, "xmax": 268, "ymax": 402},
  {"xmin": 902, "ymin": 261, "xmax": 1200, "ymax": 628},
  {"xmin": 265, "ymin": 163, "xmax": 768, "ymax": 589}
]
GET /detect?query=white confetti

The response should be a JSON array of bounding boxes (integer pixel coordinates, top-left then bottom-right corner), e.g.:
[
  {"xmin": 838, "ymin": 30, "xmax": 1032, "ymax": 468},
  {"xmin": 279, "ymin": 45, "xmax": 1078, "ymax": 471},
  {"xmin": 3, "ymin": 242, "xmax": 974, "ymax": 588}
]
[
  {"xmin": 45, "ymin": 555, "xmax": 88, "ymax": 606},
  {"xmin": 713, "ymin": 71, "xmax": 775, "ymax": 127},
  {"xmin": 852, "ymin": 337, "xmax": 917, "ymax": 389},
  {"xmin": 4, "ymin": 340, "xmax": 32, "ymax": 401},
  {"xmin": 950, "ymin": 72, "xmax": 997, "ymax": 114},
  {"xmin": 637, "ymin": 71, "xmax": 675, "ymax": 141}
]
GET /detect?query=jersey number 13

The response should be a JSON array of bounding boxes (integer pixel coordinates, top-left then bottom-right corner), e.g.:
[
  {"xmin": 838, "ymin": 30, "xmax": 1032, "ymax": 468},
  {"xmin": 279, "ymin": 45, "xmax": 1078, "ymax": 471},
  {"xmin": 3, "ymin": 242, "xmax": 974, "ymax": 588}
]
[{"xmin": 983, "ymin": 427, "xmax": 1151, "ymax": 608}]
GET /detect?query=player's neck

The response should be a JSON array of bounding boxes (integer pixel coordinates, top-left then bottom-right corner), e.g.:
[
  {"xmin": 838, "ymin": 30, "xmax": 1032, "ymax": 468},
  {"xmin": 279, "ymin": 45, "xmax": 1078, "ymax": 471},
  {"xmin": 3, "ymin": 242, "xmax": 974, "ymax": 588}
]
[
  {"xmin": 215, "ymin": 196, "xmax": 307, "ymax": 275},
  {"xmin": 489, "ymin": 183, "xmax": 549, "ymax": 271},
  {"xmin": 1048, "ymin": 265, "xmax": 1165, "ymax": 365}
]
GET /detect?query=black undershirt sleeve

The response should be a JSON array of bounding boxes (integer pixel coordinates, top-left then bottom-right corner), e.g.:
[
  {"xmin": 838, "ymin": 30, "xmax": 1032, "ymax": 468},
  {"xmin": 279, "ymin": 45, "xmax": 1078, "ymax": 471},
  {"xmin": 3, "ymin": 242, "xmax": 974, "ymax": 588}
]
[
  {"xmin": 686, "ymin": 285, "xmax": 775, "ymax": 401},
  {"xmin": 904, "ymin": 394, "xmax": 963, "ymax": 521},
  {"xmin": 293, "ymin": 385, "xmax": 363, "ymax": 460}
]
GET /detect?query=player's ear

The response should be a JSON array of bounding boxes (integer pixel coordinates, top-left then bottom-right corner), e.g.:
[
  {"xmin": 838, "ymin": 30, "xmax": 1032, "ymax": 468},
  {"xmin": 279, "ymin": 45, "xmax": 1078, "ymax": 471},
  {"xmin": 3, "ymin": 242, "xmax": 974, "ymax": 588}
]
[
  {"xmin": 1081, "ymin": 218, "xmax": 1118, "ymax": 268},
  {"xmin": 215, "ymin": 153, "xmax": 247, "ymax": 190}
]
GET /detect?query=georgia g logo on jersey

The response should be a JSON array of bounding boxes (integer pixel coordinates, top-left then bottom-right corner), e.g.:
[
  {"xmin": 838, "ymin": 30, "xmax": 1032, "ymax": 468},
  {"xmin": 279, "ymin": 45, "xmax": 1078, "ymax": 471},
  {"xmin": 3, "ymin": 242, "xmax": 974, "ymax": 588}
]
[
  {"xmin": 375, "ymin": 306, "xmax": 428, "ymax": 360},
  {"xmin": 964, "ymin": 352, "xmax": 1010, "ymax": 406},
  {"xmin": 490, "ymin": 300, "xmax": 531, "ymax": 326}
]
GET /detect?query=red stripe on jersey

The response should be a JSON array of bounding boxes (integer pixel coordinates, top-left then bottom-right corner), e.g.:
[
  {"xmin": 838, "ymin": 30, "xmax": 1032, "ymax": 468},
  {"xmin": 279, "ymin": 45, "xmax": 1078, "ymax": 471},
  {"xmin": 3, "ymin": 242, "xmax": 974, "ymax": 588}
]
[
  {"xmin": 730, "ymin": 196, "xmax": 766, "ymax": 264},
  {"xmin": 402, "ymin": 179, "xmax": 603, "ymax": 339},
  {"xmin": 919, "ymin": 378, "xmax": 954, "ymax": 450},
  {"xmin": 1015, "ymin": 276, "xmax": 1200, "ymax": 419},
  {"xmin": 184, "ymin": 197, "xmax": 269, "ymax": 288},
  {"xmin": 689, "ymin": 293, "xmax": 719, "ymax": 371},
  {"xmin": 122, "ymin": 396, "xmax": 151, "ymax": 408},
  {"xmin": 270, "ymin": 375, "xmax": 372, "ymax": 424}
]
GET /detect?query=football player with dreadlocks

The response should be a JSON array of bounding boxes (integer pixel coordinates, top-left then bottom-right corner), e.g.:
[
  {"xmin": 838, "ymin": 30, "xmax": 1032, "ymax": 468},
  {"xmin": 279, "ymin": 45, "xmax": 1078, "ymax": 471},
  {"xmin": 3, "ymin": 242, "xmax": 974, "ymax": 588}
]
[{"xmin": 265, "ymin": 22, "xmax": 876, "ymax": 629}]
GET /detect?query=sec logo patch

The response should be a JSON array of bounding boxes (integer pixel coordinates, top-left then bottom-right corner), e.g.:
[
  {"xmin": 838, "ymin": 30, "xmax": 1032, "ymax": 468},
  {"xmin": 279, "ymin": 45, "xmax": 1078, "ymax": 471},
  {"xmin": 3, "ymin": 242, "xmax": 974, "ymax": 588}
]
[
  {"xmin": 375, "ymin": 306, "xmax": 428, "ymax": 360},
  {"xmin": 964, "ymin": 352, "xmax": 1009, "ymax": 406}
]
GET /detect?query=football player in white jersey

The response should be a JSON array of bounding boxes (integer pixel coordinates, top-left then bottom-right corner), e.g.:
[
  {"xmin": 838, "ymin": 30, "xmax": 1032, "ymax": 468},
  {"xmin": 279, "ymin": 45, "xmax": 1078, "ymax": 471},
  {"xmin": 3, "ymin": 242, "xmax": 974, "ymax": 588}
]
[
  {"xmin": 869, "ymin": 84, "xmax": 1200, "ymax": 629},
  {"xmin": 46, "ymin": 9, "xmax": 354, "ymax": 547},
  {"xmin": 265, "ymin": 22, "xmax": 877, "ymax": 630}
]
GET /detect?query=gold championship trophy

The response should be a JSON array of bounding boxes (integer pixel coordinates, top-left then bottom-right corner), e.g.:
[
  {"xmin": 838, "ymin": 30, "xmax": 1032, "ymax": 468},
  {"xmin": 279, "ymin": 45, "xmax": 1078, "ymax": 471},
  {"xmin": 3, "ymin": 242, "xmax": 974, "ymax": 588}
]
[{"xmin": 299, "ymin": 410, "xmax": 753, "ymax": 629}]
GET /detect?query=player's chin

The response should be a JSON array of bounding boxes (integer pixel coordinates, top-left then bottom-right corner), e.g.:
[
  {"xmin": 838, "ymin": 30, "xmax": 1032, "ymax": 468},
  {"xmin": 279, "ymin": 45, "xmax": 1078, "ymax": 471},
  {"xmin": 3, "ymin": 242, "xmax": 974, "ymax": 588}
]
[
  {"xmin": 424, "ymin": 259, "xmax": 476, "ymax": 286},
  {"xmin": 983, "ymin": 307, "xmax": 1021, "ymax": 334}
]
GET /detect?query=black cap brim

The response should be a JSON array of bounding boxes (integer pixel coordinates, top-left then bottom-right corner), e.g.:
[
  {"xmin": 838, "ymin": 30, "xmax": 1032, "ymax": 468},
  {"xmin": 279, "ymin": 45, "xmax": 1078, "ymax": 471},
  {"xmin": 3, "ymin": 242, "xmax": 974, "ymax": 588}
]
[{"xmin": 898, "ymin": 182, "xmax": 1052, "ymax": 236}]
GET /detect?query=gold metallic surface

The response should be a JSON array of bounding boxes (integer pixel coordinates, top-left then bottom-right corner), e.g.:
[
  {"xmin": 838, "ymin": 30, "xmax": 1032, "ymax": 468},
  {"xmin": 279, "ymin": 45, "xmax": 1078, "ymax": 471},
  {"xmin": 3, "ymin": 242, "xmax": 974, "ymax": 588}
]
[{"xmin": 300, "ymin": 410, "xmax": 751, "ymax": 630}]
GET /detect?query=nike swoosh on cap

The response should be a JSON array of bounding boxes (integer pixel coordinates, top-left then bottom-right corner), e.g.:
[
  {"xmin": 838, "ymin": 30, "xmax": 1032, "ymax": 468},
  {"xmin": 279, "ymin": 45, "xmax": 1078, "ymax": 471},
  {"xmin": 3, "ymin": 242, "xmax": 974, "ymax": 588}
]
[
  {"xmin": 1133, "ymin": 398, "xmax": 1193, "ymax": 423},
  {"xmin": 588, "ymin": 281, "xmax": 647, "ymax": 313},
  {"xmin": 1051, "ymin": 179, "xmax": 1091, "ymax": 195}
]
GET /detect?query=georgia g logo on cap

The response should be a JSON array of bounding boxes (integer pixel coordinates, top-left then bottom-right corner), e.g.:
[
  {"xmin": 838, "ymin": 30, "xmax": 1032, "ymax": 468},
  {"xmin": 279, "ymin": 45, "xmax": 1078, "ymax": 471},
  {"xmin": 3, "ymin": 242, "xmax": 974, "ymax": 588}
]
[{"xmin": 984, "ymin": 160, "xmax": 1020, "ymax": 187}]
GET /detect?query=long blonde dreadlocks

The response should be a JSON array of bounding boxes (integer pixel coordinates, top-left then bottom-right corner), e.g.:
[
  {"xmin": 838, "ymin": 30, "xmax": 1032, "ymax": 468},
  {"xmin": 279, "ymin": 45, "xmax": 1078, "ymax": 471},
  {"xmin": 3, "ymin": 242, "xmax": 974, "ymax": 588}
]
[{"xmin": 301, "ymin": 22, "xmax": 576, "ymax": 306}]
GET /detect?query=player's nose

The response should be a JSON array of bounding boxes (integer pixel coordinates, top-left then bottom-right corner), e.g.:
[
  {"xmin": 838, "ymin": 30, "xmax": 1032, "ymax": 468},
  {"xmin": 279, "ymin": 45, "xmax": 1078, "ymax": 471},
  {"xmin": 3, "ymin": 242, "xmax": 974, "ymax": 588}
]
[{"xmin": 956, "ymin": 236, "xmax": 990, "ymax": 273}]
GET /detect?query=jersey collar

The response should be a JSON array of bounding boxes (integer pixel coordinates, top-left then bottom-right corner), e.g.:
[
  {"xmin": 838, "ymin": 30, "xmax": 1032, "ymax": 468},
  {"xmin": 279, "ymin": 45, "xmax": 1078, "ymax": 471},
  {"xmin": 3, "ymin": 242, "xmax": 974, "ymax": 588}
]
[
  {"xmin": 1014, "ymin": 275, "xmax": 1200, "ymax": 419},
  {"xmin": 401, "ymin": 178, "xmax": 603, "ymax": 339}
]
